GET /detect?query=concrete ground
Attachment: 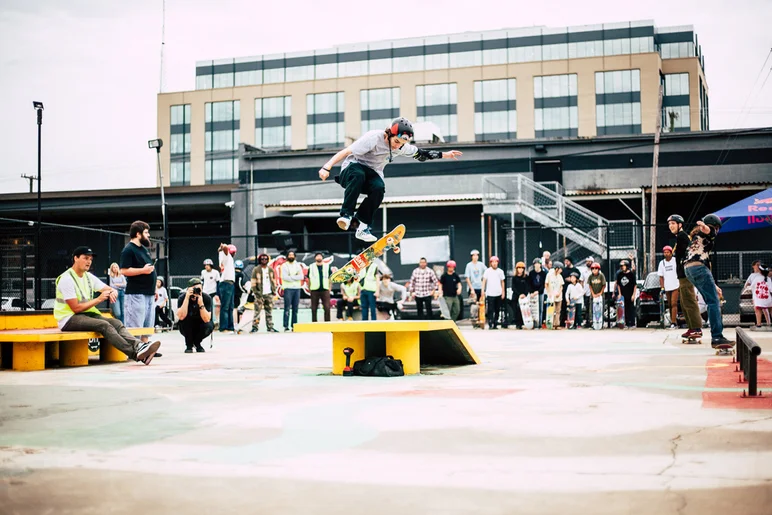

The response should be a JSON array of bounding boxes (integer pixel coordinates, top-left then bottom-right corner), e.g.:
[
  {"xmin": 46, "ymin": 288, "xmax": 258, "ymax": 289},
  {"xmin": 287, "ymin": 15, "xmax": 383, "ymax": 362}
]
[{"xmin": 1, "ymin": 325, "xmax": 771, "ymax": 515}]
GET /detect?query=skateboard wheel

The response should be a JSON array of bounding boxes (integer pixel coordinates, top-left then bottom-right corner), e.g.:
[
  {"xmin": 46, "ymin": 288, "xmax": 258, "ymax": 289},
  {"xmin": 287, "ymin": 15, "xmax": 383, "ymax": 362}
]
[
  {"xmin": 393, "ymin": 246, "xmax": 400, "ymax": 254},
  {"xmin": 386, "ymin": 237, "xmax": 394, "ymax": 245}
]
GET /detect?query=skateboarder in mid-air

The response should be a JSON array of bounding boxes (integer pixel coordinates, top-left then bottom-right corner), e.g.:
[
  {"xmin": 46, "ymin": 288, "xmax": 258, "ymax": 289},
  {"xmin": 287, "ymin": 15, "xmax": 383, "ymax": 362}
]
[{"xmin": 317, "ymin": 117, "xmax": 463, "ymax": 242}]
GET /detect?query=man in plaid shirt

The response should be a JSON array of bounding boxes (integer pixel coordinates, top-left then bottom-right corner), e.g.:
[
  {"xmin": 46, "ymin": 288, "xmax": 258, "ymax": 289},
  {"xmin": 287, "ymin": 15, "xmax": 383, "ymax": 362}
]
[{"xmin": 407, "ymin": 257, "xmax": 439, "ymax": 320}]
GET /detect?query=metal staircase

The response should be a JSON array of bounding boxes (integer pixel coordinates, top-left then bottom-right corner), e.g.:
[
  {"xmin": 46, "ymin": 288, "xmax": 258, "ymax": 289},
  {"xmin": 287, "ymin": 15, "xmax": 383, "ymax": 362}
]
[{"xmin": 483, "ymin": 174, "xmax": 613, "ymax": 258}]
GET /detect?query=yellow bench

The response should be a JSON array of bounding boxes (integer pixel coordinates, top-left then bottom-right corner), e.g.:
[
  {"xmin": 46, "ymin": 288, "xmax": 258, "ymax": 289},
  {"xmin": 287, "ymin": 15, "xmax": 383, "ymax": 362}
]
[
  {"xmin": 293, "ymin": 320, "xmax": 479, "ymax": 375},
  {"xmin": 0, "ymin": 313, "xmax": 155, "ymax": 371}
]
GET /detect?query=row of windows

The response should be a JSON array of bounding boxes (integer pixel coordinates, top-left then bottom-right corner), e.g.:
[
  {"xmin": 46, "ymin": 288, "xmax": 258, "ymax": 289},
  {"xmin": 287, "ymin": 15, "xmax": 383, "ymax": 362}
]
[
  {"xmin": 595, "ymin": 70, "xmax": 641, "ymax": 94},
  {"xmin": 196, "ymin": 33, "xmax": 687, "ymax": 90},
  {"xmin": 535, "ymin": 74, "xmax": 578, "ymax": 98},
  {"xmin": 596, "ymin": 102, "xmax": 642, "ymax": 127},
  {"xmin": 474, "ymin": 78, "xmax": 517, "ymax": 103},
  {"xmin": 170, "ymin": 105, "xmax": 191, "ymax": 126},
  {"xmin": 205, "ymin": 158, "xmax": 240, "ymax": 184},
  {"xmin": 664, "ymin": 73, "xmax": 690, "ymax": 97},
  {"xmin": 663, "ymin": 105, "xmax": 691, "ymax": 132}
]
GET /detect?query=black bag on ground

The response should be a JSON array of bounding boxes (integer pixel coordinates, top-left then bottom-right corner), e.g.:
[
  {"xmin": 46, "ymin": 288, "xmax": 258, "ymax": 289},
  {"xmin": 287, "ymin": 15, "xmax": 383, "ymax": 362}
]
[{"xmin": 352, "ymin": 356, "xmax": 405, "ymax": 377}]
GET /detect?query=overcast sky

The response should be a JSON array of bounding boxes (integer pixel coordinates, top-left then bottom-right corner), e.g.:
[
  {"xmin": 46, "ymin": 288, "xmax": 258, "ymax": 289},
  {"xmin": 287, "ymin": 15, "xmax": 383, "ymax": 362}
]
[{"xmin": 1, "ymin": 0, "xmax": 770, "ymax": 194}]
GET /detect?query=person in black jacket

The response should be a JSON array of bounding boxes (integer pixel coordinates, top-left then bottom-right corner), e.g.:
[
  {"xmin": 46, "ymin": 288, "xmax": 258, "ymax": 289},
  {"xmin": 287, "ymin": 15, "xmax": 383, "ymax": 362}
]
[
  {"xmin": 560, "ymin": 256, "xmax": 579, "ymax": 325},
  {"xmin": 510, "ymin": 261, "xmax": 531, "ymax": 329},
  {"xmin": 528, "ymin": 258, "xmax": 547, "ymax": 328}
]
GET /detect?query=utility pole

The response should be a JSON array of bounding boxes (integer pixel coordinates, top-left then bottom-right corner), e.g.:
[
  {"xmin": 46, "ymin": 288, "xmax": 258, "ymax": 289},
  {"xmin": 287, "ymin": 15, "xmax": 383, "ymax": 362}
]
[
  {"xmin": 649, "ymin": 85, "xmax": 664, "ymax": 275},
  {"xmin": 21, "ymin": 174, "xmax": 36, "ymax": 193}
]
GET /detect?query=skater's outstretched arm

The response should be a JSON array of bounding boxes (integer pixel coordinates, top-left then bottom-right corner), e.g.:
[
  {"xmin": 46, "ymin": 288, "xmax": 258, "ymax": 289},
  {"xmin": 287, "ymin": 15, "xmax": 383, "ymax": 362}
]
[
  {"xmin": 318, "ymin": 148, "xmax": 353, "ymax": 181},
  {"xmin": 410, "ymin": 148, "xmax": 463, "ymax": 162}
]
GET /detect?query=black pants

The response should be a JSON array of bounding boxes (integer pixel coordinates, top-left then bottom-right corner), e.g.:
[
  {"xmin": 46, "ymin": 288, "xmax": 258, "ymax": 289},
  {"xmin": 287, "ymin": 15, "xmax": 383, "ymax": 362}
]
[
  {"xmin": 511, "ymin": 298, "xmax": 524, "ymax": 328},
  {"xmin": 416, "ymin": 296, "xmax": 433, "ymax": 320},
  {"xmin": 339, "ymin": 163, "xmax": 385, "ymax": 227},
  {"xmin": 623, "ymin": 295, "xmax": 636, "ymax": 327},
  {"xmin": 583, "ymin": 295, "xmax": 592, "ymax": 327},
  {"xmin": 179, "ymin": 318, "xmax": 214, "ymax": 349},
  {"xmin": 486, "ymin": 296, "xmax": 502, "ymax": 328},
  {"xmin": 337, "ymin": 299, "xmax": 357, "ymax": 320},
  {"xmin": 155, "ymin": 306, "xmax": 172, "ymax": 328}
]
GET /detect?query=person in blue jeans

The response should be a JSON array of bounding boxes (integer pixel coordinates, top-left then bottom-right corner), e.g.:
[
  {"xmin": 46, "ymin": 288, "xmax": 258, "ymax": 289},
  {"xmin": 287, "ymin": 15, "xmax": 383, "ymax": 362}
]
[
  {"xmin": 281, "ymin": 251, "xmax": 303, "ymax": 331},
  {"xmin": 683, "ymin": 214, "xmax": 734, "ymax": 348},
  {"xmin": 108, "ymin": 263, "xmax": 126, "ymax": 324},
  {"xmin": 360, "ymin": 262, "xmax": 379, "ymax": 320}
]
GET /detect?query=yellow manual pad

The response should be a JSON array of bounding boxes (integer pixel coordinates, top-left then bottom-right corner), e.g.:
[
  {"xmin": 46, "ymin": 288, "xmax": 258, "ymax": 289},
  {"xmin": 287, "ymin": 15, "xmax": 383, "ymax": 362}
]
[{"xmin": 294, "ymin": 320, "xmax": 479, "ymax": 375}]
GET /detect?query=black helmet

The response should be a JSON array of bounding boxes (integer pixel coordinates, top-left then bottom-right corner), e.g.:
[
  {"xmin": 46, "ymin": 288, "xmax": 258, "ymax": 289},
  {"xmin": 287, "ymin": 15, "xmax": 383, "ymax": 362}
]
[
  {"xmin": 388, "ymin": 117, "xmax": 414, "ymax": 139},
  {"xmin": 667, "ymin": 214, "xmax": 684, "ymax": 224},
  {"xmin": 702, "ymin": 213, "xmax": 722, "ymax": 229},
  {"xmin": 620, "ymin": 259, "xmax": 630, "ymax": 267}
]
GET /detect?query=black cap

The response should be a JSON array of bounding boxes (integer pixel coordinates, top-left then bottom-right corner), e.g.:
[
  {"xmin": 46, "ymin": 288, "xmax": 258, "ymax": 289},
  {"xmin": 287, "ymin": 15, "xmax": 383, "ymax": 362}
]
[{"xmin": 73, "ymin": 246, "xmax": 96, "ymax": 257}]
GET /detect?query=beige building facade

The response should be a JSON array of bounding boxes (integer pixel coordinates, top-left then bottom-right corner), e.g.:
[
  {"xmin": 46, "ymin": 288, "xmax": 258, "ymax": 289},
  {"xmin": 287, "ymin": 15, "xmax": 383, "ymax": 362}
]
[{"xmin": 157, "ymin": 21, "xmax": 708, "ymax": 187}]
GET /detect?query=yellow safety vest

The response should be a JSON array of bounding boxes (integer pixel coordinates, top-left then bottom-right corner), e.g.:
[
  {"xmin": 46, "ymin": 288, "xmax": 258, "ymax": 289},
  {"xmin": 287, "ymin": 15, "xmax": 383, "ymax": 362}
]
[
  {"xmin": 362, "ymin": 263, "xmax": 378, "ymax": 292},
  {"xmin": 342, "ymin": 282, "xmax": 360, "ymax": 298},
  {"xmin": 281, "ymin": 261, "xmax": 303, "ymax": 289},
  {"xmin": 308, "ymin": 262, "xmax": 330, "ymax": 290},
  {"xmin": 54, "ymin": 268, "xmax": 101, "ymax": 321}
]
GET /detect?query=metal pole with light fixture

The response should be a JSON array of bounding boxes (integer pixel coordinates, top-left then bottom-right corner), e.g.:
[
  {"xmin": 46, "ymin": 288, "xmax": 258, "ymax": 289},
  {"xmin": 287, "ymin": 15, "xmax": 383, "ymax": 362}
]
[
  {"xmin": 148, "ymin": 139, "xmax": 170, "ymax": 293},
  {"xmin": 33, "ymin": 101, "xmax": 44, "ymax": 310}
]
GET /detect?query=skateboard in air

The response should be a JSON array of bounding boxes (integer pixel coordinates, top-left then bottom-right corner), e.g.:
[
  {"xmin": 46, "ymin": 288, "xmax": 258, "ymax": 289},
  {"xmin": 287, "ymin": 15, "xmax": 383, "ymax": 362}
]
[
  {"xmin": 545, "ymin": 301, "xmax": 555, "ymax": 330},
  {"xmin": 714, "ymin": 343, "xmax": 734, "ymax": 356},
  {"xmin": 330, "ymin": 224, "xmax": 405, "ymax": 283},
  {"xmin": 519, "ymin": 295, "xmax": 534, "ymax": 329},
  {"xmin": 616, "ymin": 295, "xmax": 625, "ymax": 329},
  {"xmin": 566, "ymin": 303, "xmax": 576, "ymax": 329},
  {"xmin": 592, "ymin": 296, "xmax": 603, "ymax": 330}
]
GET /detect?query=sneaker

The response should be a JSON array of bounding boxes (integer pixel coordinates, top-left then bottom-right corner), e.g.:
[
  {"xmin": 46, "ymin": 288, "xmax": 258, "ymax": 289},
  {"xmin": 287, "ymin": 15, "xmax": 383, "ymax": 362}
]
[
  {"xmin": 268, "ymin": 327, "xmax": 279, "ymax": 333},
  {"xmin": 669, "ymin": 324, "xmax": 677, "ymax": 329},
  {"xmin": 681, "ymin": 328, "xmax": 700, "ymax": 339},
  {"xmin": 250, "ymin": 327, "xmax": 259, "ymax": 333},
  {"xmin": 284, "ymin": 327, "xmax": 291, "ymax": 332},
  {"xmin": 184, "ymin": 348, "xmax": 193, "ymax": 354},
  {"xmin": 136, "ymin": 340, "xmax": 161, "ymax": 365},
  {"xmin": 195, "ymin": 345, "xmax": 206, "ymax": 352},
  {"xmin": 711, "ymin": 336, "xmax": 735, "ymax": 348},
  {"xmin": 336, "ymin": 216, "xmax": 352, "ymax": 230},
  {"xmin": 355, "ymin": 223, "xmax": 378, "ymax": 242}
]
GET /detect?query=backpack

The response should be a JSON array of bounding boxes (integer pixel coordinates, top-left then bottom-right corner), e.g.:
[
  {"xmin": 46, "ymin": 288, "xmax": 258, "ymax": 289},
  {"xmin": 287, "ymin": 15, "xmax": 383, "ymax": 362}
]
[{"xmin": 352, "ymin": 356, "xmax": 405, "ymax": 377}]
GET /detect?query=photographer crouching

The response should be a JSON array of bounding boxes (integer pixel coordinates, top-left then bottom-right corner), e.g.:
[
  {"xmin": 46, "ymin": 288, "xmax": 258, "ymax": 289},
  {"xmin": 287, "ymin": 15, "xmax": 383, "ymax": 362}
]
[{"xmin": 177, "ymin": 278, "xmax": 214, "ymax": 353}]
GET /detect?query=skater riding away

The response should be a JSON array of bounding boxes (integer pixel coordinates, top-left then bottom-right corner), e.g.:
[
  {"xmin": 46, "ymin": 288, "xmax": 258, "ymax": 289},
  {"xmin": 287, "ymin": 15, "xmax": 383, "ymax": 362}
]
[{"xmin": 317, "ymin": 117, "xmax": 463, "ymax": 242}]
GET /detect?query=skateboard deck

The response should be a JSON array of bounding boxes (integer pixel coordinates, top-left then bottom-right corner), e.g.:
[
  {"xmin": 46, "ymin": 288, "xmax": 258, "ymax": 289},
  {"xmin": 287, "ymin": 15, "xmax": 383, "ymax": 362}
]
[
  {"xmin": 478, "ymin": 295, "xmax": 486, "ymax": 329},
  {"xmin": 566, "ymin": 303, "xmax": 576, "ymax": 329},
  {"xmin": 682, "ymin": 335, "xmax": 703, "ymax": 344},
  {"xmin": 519, "ymin": 296, "xmax": 534, "ymax": 329},
  {"xmin": 529, "ymin": 293, "xmax": 540, "ymax": 328},
  {"xmin": 616, "ymin": 296, "xmax": 625, "ymax": 329},
  {"xmin": 592, "ymin": 296, "xmax": 603, "ymax": 330},
  {"xmin": 714, "ymin": 343, "xmax": 734, "ymax": 355},
  {"xmin": 659, "ymin": 290, "xmax": 669, "ymax": 328},
  {"xmin": 545, "ymin": 301, "xmax": 555, "ymax": 330},
  {"xmin": 331, "ymin": 225, "xmax": 405, "ymax": 284}
]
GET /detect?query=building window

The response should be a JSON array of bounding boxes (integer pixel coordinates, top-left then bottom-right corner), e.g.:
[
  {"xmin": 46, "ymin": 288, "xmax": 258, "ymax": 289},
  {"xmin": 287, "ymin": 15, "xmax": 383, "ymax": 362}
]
[
  {"xmin": 663, "ymin": 73, "xmax": 691, "ymax": 132},
  {"xmin": 534, "ymin": 74, "xmax": 578, "ymax": 138},
  {"xmin": 169, "ymin": 104, "xmax": 191, "ymax": 186},
  {"xmin": 205, "ymin": 101, "xmax": 240, "ymax": 184},
  {"xmin": 360, "ymin": 88, "xmax": 400, "ymax": 135},
  {"xmin": 474, "ymin": 79, "xmax": 516, "ymax": 141},
  {"xmin": 255, "ymin": 96, "xmax": 291, "ymax": 150},
  {"xmin": 307, "ymin": 92, "xmax": 344, "ymax": 149},
  {"xmin": 699, "ymin": 78, "xmax": 709, "ymax": 131},
  {"xmin": 660, "ymin": 41, "xmax": 695, "ymax": 59},
  {"xmin": 416, "ymin": 83, "xmax": 457, "ymax": 142},
  {"xmin": 595, "ymin": 70, "xmax": 641, "ymax": 135}
]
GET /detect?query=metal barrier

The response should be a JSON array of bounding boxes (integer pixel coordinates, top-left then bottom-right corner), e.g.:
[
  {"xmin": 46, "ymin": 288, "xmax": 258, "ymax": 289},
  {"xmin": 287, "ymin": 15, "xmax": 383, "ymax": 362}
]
[{"xmin": 735, "ymin": 328, "xmax": 763, "ymax": 397}]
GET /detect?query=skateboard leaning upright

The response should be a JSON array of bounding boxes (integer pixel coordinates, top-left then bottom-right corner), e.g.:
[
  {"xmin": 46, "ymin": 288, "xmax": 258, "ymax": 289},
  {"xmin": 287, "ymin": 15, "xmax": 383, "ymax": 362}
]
[
  {"xmin": 331, "ymin": 224, "xmax": 405, "ymax": 284},
  {"xmin": 529, "ymin": 293, "xmax": 540, "ymax": 329},
  {"xmin": 519, "ymin": 296, "xmax": 534, "ymax": 329},
  {"xmin": 616, "ymin": 295, "xmax": 625, "ymax": 329},
  {"xmin": 545, "ymin": 301, "xmax": 555, "ymax": 330},
  {"xmin": 592, "ymin": 296, "xmax": 603, "ymax": 330},
  {"xmin": 566, "ymin": 303, "xmax": 576, "ymax": 329}
]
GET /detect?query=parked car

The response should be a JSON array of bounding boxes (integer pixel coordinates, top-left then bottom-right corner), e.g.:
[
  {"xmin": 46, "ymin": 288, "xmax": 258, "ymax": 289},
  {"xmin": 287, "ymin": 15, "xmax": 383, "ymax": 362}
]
[
  {"xmin": 739, "ymin": 283, "xmax": 755, "ymax": 324},
  {"xmin": 635, "ymin": 272, "xmax": 663, "ymax": 327},
  {"xmin": 1, "ymin": 297, "xmax": 33, "ymax": 311}
]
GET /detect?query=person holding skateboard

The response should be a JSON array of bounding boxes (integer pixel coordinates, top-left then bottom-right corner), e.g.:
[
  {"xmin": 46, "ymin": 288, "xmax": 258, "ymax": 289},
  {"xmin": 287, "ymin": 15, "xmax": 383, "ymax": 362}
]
[
  {"xmin": 588, "ymin": 262, "xmax": 606, "ymax": 330},
  {"xmin": 528, "ymin": 258, "xmax": 547, "ymax": 329},
  {"xmin": 683, "ymin": 214, "xmax": 734, "ymax": 348},
  {"xmin": 657, "ymin": 246, "xmax": 679, "ymax": 328},
  {"xmin": 318, "ymin": 117, "xmax": 463, "ymax": 242},
  {"xmin": 668, "ymin": 214, "xmax": 703, "ymax": 341},
  {"xmin": 439, "ymin": 261, "xmax": 463, "ymax": 321},
  {"xmin": 615, "ymin": 259, "xmax": 637, "ymax": 329},
  {"xmin": 564, "ymin": 271, "xmax": 584, "ymax": 329},
  {"xmin": 545, "ymin": 261, "xmax": 565, "ymax": 330},
  {"xmin": 510, "ymin": 262, "xmax": 530, "ymax": 329},
  {"xmin": 481, "ymin": 256, "xmax": 506, "ymax": 330}
]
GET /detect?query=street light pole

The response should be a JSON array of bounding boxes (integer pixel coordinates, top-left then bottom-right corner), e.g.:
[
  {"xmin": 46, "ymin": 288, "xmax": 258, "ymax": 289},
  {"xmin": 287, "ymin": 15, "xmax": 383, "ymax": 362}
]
[
  {"xmin": 148, "ymin": 139, "xmax": 170, "ymax": 293},
  {"xmin": 33, "ymin": 101, "xmax": 44, "ymax": 310}
]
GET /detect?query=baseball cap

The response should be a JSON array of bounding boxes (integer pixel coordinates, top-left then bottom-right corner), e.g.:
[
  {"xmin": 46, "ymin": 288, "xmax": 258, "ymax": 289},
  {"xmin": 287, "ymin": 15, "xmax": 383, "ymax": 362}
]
[
  {"xmin": 663, "ymin": 246, "xmax": 673, "ymax": 252},
  {"xmin": 73, "ymin": 246, "xmax": 96, "ymax": 257},
  {"xmin": 188, "ymin": 278, "xmax": 203, "ymax": 287},
  {"xmin": 470, "ymin": 249, "xmax": 480, "ymax": 256},
  {"xmin": 585, "ymin": 256, "xmax": 594, "ymax": 263}
]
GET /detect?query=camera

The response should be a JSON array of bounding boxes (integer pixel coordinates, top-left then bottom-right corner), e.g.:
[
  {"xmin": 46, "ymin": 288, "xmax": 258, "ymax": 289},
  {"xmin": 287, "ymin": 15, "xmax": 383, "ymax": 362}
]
[{"xmin": 193, "ymin": 286, "xmax": 202, "ymax": 295}]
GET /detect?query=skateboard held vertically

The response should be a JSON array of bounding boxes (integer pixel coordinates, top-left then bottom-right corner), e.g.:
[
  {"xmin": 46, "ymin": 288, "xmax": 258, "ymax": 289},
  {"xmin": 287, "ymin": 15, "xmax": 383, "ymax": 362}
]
[
  {"xmin": 592, "ymin": 296, "xmax": 603, "ymax": 330},
  {"xmin": 519, "ymin": 296, "xmax": 534, "ymax": 329},
  {"xmin": 616, "ymin": 295, "xmax": 625, "ymax": 329},
  {"xmin": 566, "ymin": 303, "xmax": 576, "ymax": 329},
  {"xmin": 529, "ymin": 293, "xmax": 540, "ymax": 329},
  {"xmin": 331, "ymin": 225, "xmax": 405, "ymax": 283},
  {"xmin": 545, "ymin": 301, "xmax": 555, "ymax": 330}
]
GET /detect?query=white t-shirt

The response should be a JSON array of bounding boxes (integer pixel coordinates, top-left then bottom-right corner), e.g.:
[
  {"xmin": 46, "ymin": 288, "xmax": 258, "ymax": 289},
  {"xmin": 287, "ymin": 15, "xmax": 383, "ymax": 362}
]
[
  {"xmin": 465, "ymin": 261, "xmax": 487, "ymax": 290},
  {"xmin": 262, "ymin": 267, "xmax": 272, "ymax": 295},
  {"xmin": 657, "ymin": 258, "xmax": 679, "ymax": 292},
  {"xmin": 579, "ymin": 265, "xmax": 592, "ymax": 295},
  {"xmin": 56, "ymin": 271, "xmax": 107, "ymax": 329},
  {"xmin": 565, "ymin": 283, "xmax": 584, "ymax": 304},
  {"xmin": 219, "ymin": 251, "xmax": 235, "ymax": 282},
  {"xmin": 749, "ymin": 274, "xmax": 772, "ymax": 308},
  {"xmin": 201, "ymin": 268, "xmax": 220, "ymax": 295},
  {"xmin": 483, "ymin": 267, "xmax": 505, "ymax": 297},
  {"xmin": 155, "ymin": 287, "xmax": 168, "ymax": 308},
  {"xmin": 340, "ymin": 130, "xmax": 419, "ymax": 179}
]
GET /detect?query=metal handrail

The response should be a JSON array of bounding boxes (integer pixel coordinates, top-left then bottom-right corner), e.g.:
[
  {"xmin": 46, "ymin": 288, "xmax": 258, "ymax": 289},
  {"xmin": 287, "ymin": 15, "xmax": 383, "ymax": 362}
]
[{"xmin": 736, "ymin": 328, "xmax": 763, "ymax": 397}]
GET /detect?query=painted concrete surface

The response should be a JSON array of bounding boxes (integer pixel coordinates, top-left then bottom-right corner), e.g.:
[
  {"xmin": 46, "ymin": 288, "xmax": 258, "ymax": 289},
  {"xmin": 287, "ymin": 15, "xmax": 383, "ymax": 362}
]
[{"xmin": 1, "ymin": 327, "xmax": 771, "ymax": 514}]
